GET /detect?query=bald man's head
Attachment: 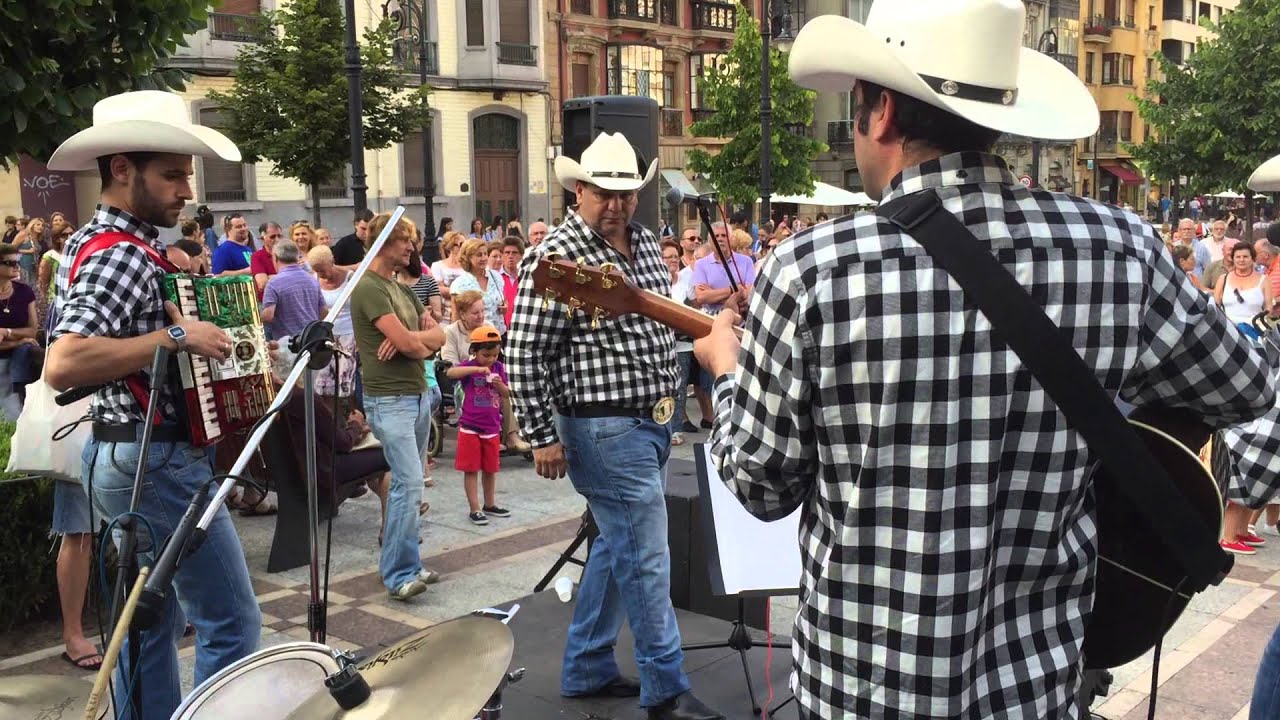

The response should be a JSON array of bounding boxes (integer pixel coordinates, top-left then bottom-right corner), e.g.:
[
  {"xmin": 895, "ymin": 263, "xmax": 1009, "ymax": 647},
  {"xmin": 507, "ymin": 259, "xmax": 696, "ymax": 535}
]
[{"xmin": 528, "ymin": 221, "xmax": 548, "ymax": 246}]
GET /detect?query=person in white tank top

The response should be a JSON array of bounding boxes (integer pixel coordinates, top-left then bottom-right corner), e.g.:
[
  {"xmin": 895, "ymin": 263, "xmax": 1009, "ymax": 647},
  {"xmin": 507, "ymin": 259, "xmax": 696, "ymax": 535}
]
[{"xmin": 1216, "ymin": 243, "xmax": 1273, "ymax": 327}]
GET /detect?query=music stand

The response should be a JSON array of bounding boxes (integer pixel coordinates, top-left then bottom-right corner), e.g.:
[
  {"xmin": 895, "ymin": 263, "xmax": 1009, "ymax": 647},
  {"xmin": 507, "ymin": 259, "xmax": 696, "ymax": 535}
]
[
  {"xmin": 533, "ymin": 508, "xmax": 597, "ymax": 593},
  {"xmin": 685, "ymin": 444, "xmax": 801, "ymax": 715}
]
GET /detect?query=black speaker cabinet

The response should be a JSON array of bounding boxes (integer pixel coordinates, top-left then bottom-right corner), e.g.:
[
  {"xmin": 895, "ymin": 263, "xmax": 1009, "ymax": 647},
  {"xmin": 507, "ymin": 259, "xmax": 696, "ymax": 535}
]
[
  {"xmin": 561, "ymin": 95, "xmax": 660, "ymax": 234},
  {"xmin": 665, "ymin": 458, "xmax": 769, "ymax": 630}
]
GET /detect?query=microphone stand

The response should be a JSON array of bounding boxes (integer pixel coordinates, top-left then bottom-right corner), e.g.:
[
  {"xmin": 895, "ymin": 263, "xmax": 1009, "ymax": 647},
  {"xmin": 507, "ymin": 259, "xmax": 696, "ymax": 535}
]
[
  {"xmin": 108, "ymin": 345, "xmax": 172, "ymax": 719},
  {"xmin": 129, "ymin": 207, "xmax": 408, "ymax": 709},
  {"xmin": 693, "ymin": 197, "xmax": 741, "ymax": 295}
]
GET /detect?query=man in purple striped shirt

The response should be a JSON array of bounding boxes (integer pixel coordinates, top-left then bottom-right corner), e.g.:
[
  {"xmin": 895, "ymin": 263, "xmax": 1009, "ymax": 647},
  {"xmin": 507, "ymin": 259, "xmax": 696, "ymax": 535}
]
[
  {"xmin": 261, "ymin": 240, "xmax": 326, "ymax": 340},
  {"xmin": 692, "ymin": 222, "xmax": 754, "ymax": 314}
]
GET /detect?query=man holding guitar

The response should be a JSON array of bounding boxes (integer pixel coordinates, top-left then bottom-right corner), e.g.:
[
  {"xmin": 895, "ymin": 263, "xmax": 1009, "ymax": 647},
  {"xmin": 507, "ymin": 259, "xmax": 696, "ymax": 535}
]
[
  {"xmin": 694, "ymin": 5, "xmax": 1274, "ymax": 720},
  {"xmin": 507, "ymin": 132, "xmax": 725, "ymax": 720}
]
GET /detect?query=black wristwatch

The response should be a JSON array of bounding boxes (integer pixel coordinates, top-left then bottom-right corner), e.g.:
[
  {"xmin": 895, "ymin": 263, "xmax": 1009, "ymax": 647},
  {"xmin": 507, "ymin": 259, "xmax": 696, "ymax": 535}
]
[{"xmin": 166, "ymin": 325, "xmax": 188, "ymax": 352}]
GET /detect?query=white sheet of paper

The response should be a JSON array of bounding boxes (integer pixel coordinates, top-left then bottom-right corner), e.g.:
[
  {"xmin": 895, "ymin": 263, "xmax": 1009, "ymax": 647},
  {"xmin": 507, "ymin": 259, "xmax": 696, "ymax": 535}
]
[{"xmin": 696, "ymin": 443, "xmax": 803, "ymax": 596}]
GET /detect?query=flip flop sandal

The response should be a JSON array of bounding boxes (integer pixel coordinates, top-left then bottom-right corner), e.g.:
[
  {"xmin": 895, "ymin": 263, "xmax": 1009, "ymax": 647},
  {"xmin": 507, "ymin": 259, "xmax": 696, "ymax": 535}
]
[{"xmin": 61, "ymin": 651, "xmax": 104, "ymax": 671}]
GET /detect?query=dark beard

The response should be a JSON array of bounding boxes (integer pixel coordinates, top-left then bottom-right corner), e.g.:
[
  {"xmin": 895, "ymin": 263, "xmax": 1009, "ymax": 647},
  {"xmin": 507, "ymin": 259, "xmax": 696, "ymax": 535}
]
[{"xmin": 129, "ymin": 175, "xmax": 177, "ymax": 228}]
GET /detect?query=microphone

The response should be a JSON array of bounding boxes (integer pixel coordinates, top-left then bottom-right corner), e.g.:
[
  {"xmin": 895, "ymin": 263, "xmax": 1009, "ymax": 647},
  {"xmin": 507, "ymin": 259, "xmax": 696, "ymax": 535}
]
[
  {"xmin": 664, "ymin": 186, "xmax": 716, "ymax": 211},
  {"xmin": 55, "ymin": 384, "xmax": 104, "ymax": 406}
]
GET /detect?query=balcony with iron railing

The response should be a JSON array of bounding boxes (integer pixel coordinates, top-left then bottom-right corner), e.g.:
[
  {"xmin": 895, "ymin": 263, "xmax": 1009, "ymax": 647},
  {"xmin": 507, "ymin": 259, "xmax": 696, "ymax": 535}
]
[
  {"xmin": 1083, "ymin": 134, "xmax": 1121, "ymax": 155},
  {"xmin": 391, "ymin": 40, "xmax": 439, "ymax": 76},
  {"xmin": 609, "ymin": 0, "xmax": 656, "ymax": 21},
  {"xmin": 692, "ymin": 1, "xmax": 736, "ymax": 32},
  {"xmin": 208, "ymin": 12, "xmax": 266, "ymax": 42},
  {"xmin": 1083, "ymin": 16, "xmax": 1112, "ymax": 43},
  {"xmin": 828, "ymin": 119, "xmax": 854, "ymax": 147},
  {"xmin": 496, "ymin": 42, "xmax": 538, "ymax": 66},
  {"xmin": 661, "ymin": 107, "xmax": 684, "ymax": 137},
  {"xmin": 784, "ymin": 122, "xmax": 814, "ymax": 139},
  {"xmin": 691, "ymin": 108, "xmax": 716, "ymax": 123}
]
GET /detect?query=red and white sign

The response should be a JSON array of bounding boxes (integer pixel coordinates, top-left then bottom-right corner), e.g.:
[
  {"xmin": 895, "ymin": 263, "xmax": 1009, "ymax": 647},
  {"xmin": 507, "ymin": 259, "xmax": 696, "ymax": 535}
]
[{"xmin": 1018, "ymin": 175, "xmax": 1033, "ymax": 188}]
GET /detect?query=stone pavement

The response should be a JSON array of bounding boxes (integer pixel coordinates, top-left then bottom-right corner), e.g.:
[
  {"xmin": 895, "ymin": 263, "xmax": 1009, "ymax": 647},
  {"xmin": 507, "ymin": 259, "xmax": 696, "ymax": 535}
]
[{"xmin": 1, "ymin": 414, "xmax": 1276, "ymax": 720}]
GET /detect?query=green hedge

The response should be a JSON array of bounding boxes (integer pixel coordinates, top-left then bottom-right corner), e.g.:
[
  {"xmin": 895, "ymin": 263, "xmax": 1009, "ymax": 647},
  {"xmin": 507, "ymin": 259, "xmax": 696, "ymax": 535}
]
[{"xmin": 0, "ymin": 420, "xmax": 61, "ymax": 632}]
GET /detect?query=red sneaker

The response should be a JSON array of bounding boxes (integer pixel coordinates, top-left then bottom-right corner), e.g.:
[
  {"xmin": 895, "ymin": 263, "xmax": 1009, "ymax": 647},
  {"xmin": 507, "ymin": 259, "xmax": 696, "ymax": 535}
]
[
  {"xmin": 1222, "ymin": 539, "xmax": 1257, "ymax": 555},
  {"xmin": 1240, "ymin": 532, "xmax": 1267, "ymax": 547}
]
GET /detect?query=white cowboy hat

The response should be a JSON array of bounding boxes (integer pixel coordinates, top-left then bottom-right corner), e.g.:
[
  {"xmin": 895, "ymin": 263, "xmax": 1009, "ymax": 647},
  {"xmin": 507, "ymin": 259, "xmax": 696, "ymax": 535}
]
[
  {"xmin": 48, "ymin": 90, "xmax": 241, "ymax": 171},
  {"xmin": 788, "ymin": 0, "xmax": 1099, "ymax": 141},
  {"xmin": 555, "ymin": 132, "xmax": 657, "ymax": 193},
  {"xmin": 1249, "ymin": 153, "xmax": 1280, "ymax": 192}
]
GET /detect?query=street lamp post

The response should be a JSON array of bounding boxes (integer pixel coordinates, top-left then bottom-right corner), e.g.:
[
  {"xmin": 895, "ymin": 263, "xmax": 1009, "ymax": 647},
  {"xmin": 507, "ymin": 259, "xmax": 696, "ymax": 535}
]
[
  {"xmin": 383, "ymin": 0, "xmax": 435, "ymax": 239},
  {"xmin": 343, "ymin": 0, "xmax": 368, "ymax": 213},
  {"xmin": 760, "ymin": 0, "xmax": 794, "ymax": 230},
  {"xmin": 1029, "ymin": 29, "xmax": 1058, "ymax": 189}
]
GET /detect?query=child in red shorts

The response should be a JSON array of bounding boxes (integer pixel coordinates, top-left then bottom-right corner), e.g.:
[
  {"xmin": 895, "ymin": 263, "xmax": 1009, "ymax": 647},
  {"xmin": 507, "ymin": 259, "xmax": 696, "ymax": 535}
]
[{"xmin": 446, "ymin": 325, "xmax": 511, "ymax": 525}]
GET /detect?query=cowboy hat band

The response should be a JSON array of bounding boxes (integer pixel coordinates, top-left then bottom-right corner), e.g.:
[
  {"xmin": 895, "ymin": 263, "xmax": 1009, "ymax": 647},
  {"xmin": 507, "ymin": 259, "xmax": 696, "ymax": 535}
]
[
  {"xmin": 921, "ymin": 76, "xmax": 1017, "ymax": 106},
  {"xmin": 590, "ymin": 170, "xmax": 642, "ymax": 180}
]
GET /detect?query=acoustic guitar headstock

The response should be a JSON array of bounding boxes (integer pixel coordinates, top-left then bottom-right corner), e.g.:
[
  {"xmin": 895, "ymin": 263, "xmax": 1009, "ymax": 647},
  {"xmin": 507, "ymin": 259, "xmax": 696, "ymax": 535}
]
[{"xmin": 530, "ymin": 254, "xmax": 642, "ymax": 328}]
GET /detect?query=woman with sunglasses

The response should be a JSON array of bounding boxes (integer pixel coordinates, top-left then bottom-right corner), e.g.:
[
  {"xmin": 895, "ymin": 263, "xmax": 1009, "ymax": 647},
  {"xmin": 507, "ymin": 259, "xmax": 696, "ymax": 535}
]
[
  {"xmin": 1216, "ymin": 243, "xmax": 1273, "ymax": 334},
  {"xmin": 0, "ymin": 244, "xmax": 40, "ymax": 420}
]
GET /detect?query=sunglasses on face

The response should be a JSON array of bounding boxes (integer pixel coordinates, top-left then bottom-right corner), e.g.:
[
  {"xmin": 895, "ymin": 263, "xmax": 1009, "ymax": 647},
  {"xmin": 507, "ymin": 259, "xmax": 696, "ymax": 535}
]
[{"xmin": 0, "ymin": 260, "xmax": 18, "ymax": 268}]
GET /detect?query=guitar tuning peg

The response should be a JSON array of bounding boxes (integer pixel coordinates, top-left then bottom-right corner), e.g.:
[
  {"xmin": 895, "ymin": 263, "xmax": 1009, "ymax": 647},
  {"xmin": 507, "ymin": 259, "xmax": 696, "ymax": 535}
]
[
  {"xmin": 599, "ymin": 262, "xmax": 618, "ymax": 289},
  {"xmin": 541, "ymin": 289, "xmax": 559, "ymax": 312},
  {"xmin": 590, "ymin": 307, "xmax": 606, "ymax": 330},
  {"xmin": 546, "ymin": 253, "xmax": 565, "ymax": 279},
  {"xmin": 574, "ymin": 258, "xmax": 589, "ymax": 286}
]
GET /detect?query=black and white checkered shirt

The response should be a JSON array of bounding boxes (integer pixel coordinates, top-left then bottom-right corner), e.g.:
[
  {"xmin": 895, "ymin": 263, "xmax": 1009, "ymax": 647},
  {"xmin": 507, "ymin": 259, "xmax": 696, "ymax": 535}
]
[
  {"xmin": 53, "ymin": 205, "xmax": 177, "ymax": 425},
  {"xmin": 506, "ymin": 208, "xmax": 678, "ymax": 448},
  {"xmin": 708, "ymin": 153, "xmax": 1274, "ymax": 719}
]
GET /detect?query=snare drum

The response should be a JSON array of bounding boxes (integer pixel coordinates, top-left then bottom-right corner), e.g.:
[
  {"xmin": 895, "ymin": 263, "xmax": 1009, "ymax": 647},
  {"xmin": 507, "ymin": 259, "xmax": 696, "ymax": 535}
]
[{"xmin": 170, "ymin": 642, "xmax": 339, "ymax": 719}]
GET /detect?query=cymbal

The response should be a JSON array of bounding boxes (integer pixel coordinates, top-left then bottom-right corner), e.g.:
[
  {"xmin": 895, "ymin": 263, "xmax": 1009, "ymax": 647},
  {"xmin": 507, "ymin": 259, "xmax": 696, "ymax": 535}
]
[
  {"xmin": 0, "ymin": 674, "xmax": 103, "ymax": 719},
  {"xmin": 285, "ymin": 615, "xmax": 515, "ymax": 720}
]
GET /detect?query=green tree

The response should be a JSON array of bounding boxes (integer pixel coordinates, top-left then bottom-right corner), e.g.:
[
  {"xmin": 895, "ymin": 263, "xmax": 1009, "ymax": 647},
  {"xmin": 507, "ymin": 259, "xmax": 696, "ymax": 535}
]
[
  {"xmin": 208, "ymin": 0, "xmax": 428, "ymax": 224},
  {"xmin": 1132, "ymin": 0, "xmax": 1280, "ymax": 234},
  {"xmin": 0, "ymin": 0, "xmax": 209, "ymax": 166},
  {"xmin": 687, "ymin": 3, "xmax": 826, "ymax": 213}
]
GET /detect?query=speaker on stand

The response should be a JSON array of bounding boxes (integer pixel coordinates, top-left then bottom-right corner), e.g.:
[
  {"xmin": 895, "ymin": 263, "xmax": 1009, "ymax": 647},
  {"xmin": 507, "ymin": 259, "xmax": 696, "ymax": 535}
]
[{"xmin": 561, "ymin": 96, "xmax": 660, "ymax": 233}]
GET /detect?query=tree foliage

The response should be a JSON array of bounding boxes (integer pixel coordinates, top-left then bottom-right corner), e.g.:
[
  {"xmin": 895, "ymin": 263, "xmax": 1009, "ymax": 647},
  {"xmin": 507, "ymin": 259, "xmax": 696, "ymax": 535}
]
[
  {"xmin": 0, "ymin": 0, "xmax": 208, "ymax": 166},
  {"xmin": 208, "ymin": 0, "xmax": 429, "ymax": 222},
  {"xmin": 687, "ymin": 3, "xmax": 826, "ymax": 209},
  {"xmin": 1132, "ymin": 0, "xmax": 1280, "ymax": 203}
]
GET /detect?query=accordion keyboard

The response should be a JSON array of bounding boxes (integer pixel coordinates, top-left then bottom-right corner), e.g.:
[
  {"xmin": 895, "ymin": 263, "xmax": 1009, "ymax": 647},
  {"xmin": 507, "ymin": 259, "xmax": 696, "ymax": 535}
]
[{"xmin": 163, "ymin": 274, "xmax": 275, "ymax": 446}]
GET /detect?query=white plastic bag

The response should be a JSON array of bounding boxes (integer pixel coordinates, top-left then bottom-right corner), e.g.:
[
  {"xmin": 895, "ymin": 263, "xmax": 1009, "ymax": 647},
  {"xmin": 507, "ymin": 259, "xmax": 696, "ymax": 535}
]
[{"xmin": 6, "ymin": 375, "xmax": 92, "ymax": 483}]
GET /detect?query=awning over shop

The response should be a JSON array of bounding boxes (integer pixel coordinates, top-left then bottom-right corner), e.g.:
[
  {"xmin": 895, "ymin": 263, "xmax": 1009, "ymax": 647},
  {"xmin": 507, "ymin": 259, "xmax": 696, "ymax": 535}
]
[
  {"xmin": 1101, "ymin": 163, "xmax": 1144, "ymax": 185},
  {"xmin": 766, "ymin": 181, "xmax": 875, "ymax": 206},
  {"xmin": 659, "ymin": 169, "xmax": 700, "ymax": 199}
]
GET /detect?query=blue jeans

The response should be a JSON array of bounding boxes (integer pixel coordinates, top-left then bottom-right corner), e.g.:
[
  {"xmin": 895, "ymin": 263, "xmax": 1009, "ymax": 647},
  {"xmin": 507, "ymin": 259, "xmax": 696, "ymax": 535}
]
[
  {"xmin": 82, "ymin": 436, "xmax": 260, "ymax": 720},
  {"xmin": 1252, "ymin": 622, "xmax": 1280, "ymax": 719},
  {"xmin": 365, "ymin": 392, "xmax": 431, "ymax": 590},
  {"xmin": 556, "ymin": 413, "xmax": 690, "ymax": 708}
]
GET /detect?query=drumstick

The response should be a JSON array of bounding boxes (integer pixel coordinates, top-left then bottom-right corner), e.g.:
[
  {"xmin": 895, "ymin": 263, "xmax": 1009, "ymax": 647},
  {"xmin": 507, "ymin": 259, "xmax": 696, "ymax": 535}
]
[{"xmin": 83, "ymin": 566, "xmax": 151, "ymax": 720}]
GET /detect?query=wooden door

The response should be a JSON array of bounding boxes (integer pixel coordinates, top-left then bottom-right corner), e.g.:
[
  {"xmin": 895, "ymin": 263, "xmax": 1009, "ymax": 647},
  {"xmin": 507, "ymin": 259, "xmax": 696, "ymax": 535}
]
[{"xmin": 473, "ymin": 114, "xmax": 521, "ymax": 222}]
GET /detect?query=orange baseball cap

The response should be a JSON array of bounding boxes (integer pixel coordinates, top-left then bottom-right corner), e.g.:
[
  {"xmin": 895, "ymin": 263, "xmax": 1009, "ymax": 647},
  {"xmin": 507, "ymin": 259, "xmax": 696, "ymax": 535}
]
[{"xmin": 469, "ymin": 325, "xmax": 501, "ymax": 343}]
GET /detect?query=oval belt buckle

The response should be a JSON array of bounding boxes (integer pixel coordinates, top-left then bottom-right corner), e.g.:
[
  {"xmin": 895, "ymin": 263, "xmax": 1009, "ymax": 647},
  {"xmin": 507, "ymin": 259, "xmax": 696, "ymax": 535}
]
[{"xmin": 652, "ymin": 396, "xmax": 675, "ymax": 425}]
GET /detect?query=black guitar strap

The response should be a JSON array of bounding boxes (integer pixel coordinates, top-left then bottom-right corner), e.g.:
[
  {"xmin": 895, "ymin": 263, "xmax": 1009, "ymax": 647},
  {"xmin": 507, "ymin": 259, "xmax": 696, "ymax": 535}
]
[{"xmin": 877, "ymin": 191, "xmax": 1231, "ymax": 593}]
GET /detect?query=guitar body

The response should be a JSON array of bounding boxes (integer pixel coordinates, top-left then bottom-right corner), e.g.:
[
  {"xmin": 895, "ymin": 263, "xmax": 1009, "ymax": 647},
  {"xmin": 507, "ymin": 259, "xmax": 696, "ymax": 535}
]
[
  {"xmin": 1084, "ymin": 407, "xmax": 1222, "ymax": 669},
  {"xmin": 529, "ymin": 256, "xmax": 1229, "ymax": 671}
]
